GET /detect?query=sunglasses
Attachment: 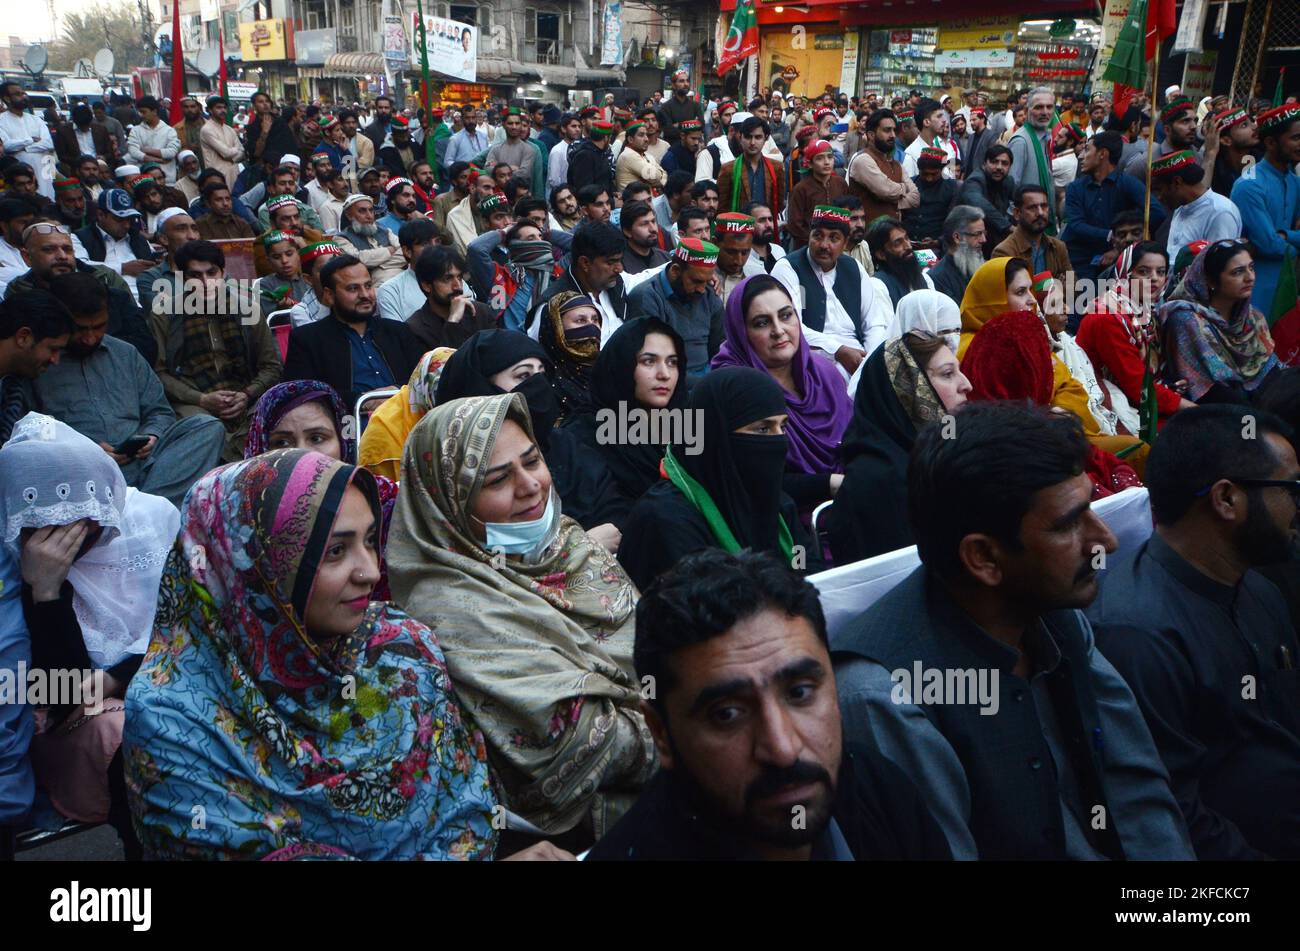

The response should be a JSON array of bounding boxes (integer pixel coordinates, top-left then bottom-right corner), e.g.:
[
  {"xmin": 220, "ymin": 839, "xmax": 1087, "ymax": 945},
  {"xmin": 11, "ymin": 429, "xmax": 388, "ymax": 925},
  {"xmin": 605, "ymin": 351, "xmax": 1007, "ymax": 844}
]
[{"xmin": 20, "ymin": 222, "xmax": 71, "ymax": 242}]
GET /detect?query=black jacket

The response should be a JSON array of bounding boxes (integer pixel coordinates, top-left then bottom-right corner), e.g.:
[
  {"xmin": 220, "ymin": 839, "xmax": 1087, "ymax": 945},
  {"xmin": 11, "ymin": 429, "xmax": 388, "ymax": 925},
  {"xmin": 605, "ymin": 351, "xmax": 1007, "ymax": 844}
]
[
  {"xmin": 588, "ymin": 746, "xmax": 953, "ymax": 860},
  {"xmin": 566, "ymin": 139, "xmax": 615, "ymax": 195},
  {"xmin": 243, "ymin": 115, "xmax": 299, "ymax": 168},
  {"xmin": 956, "ymin": 171, "xmax": 1014, "ymax": 246},
  {"xmin": 4, "ymin": 262, "xmax": 155, "ymax": 367},
  {"xmin": 74, "ymin": 223, "xmax": 157, "ymax": 266},
  {"xmin": 927, "ymin": 253, "xmax": 970, "ymax": 307},
  {"xmin": 532, "ymin": 265, "xmax": 627, "ymax": 335},
  {"xmin": 282, "ymin": 313, "xmax": 423, "ymax": 404},
  {"xmin": 362, "ymin": 118, "xmax": 391, "ymax": 152}
]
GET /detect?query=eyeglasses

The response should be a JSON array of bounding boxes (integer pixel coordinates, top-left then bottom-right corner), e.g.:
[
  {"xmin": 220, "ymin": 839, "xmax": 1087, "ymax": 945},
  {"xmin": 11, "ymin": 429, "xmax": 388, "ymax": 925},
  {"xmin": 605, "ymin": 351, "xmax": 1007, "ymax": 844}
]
[
  {"xmin": 1195, "ymin": 478, "xmax": 1300, "ymax": 503},
  {"xmin": 20, "ymin": 222, "xmax": 71, "ymax": 242}
]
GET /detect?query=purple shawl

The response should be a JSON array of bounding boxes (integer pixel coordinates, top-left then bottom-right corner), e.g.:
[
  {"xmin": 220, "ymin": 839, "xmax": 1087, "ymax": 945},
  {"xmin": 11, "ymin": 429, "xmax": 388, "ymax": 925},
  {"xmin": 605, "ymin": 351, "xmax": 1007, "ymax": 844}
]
[{"xmin": 711, "ymin": 275, "xmax": 852, "ymax": 474}]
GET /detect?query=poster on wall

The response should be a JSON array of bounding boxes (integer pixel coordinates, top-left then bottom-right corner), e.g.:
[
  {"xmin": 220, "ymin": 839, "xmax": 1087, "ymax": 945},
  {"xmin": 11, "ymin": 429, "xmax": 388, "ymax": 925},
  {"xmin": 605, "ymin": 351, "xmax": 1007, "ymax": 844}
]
[
  {"xmin": 410, "ymin": 14, "xmax": 478, "ymax": 82},
  {"xmin": 602, "ymin": 1, "xmax": 624, "ymax": 66},
  {"xmin": 383, "ymin": 15, "xmax": 408, "ymax": 70},
  {"xmin": 1181, "ymin": 50, "xmax": 1218, "ymax": 100},
  {"xmin": 839, "ymin": 32, "xmax": 859, "ymax": 95}
]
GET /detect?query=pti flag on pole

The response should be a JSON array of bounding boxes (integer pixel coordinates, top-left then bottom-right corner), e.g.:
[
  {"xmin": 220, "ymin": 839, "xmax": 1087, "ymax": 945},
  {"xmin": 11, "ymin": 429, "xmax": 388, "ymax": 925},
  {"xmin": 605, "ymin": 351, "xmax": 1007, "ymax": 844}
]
[
  {"xmin": 415, "ymin": 0, "xmax": 435, "ymax": 168},
  {"xmin": 169, "ymin": 0, "xmax": 184, "ymax": 123},
  {"xmin": 218, "ymin": 27, "xmax": 230, "ymax": 124},
  {"xmin": 717, "ymin": 0, "xmax": 759, "ymax": 77}
]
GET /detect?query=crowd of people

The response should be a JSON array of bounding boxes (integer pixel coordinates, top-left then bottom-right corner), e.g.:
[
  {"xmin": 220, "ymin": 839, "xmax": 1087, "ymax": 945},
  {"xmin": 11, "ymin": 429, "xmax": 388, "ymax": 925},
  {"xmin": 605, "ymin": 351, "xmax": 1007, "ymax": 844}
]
[{"xmin": 0, "ymin": 72, "xmax": 1298, "ymax": 862}]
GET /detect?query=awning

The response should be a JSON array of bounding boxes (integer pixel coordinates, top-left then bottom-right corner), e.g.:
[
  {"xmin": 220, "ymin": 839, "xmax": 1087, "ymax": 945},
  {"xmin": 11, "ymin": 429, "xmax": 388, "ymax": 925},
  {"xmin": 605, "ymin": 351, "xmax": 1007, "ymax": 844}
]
[
  {"xmin": 324, "ymin": 52, "xmax": 385, "ymax": 77},
  {"xmin": 577, "ymin": 66, "xmax": 626, "ymax": 85},
  {"xmin": 296, "ymin": 66, "xmax": 325, "ymax": 80}
]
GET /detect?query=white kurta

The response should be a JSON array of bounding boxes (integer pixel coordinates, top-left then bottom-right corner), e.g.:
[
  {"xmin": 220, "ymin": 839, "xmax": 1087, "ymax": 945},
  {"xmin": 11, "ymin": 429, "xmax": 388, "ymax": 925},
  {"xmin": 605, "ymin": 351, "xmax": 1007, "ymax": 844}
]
[{"xmin": 0, "ymin": 110, "xmax": 57, "ymax": 200}]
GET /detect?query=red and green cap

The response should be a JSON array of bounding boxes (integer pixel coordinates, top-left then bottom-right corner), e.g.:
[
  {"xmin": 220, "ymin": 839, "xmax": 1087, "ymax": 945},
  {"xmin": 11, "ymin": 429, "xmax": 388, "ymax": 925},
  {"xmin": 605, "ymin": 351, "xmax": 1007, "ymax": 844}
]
[
  {"xmin": 1030, "ymin": 270, "xmax": 1057, "ymax": 303},
  {"xmin": 505, "ymin": 106, "xmax": 525, "ymax": 117},
  {"xmin": 478, "ymin": 193, "xmax": 509, "ymax": 215},
  {"xmin": 1257, "ymin": 103, "xmax": 1300, "ymax": 136},
  {"xmin": 589, "ymin": 120, "xmax": 616, "ymax": 137},
  {"xmin": 1160, "ymin": 96, "xmax": 1195, "ymax": 123},
  {"xmin": 810, "ymin": 205, "xmax": 852, "ymax": 232},
  {"xmin": 678, "ymin": 118, "xmax": 702, "ymax": 133},
  {"xmin": 265, "ymin": 194, "xmax": 299, "ymax": 213},
  {"xmin": 1150, "ymin": 149, "xmax": 1199, "ymax": 178},
  {"xmin": 795, "ymin": 124, "xmax": 820, "ymax": 146},
  {"xmin": 300, "ymin": 241, "xmax": 342, "ymax": 266},
  {"xmin": 918, "ymin": 146, "xmax": 948, "ymax": 165},
  {"xmin": 310, "ymin": 150, "xmax": 332, "ymax": 164},
  {"xmin": 262, "ymin": 229, "xmax": 295, "ymax": 249},
  {"xmin": 384, "ymin": 176, "xmax": 414, "ymax": 194},
  {"xmin": 673, "ymin": 237, "xmax": 719, "ymax": 267},
  {"xmin": 1212, "ymin": 107, "xmax": 1250, "ymax": 132},
  {"xmin": 896, "ymin": 109, "xmax": 915, "ymax": 123},
  {"xmin": 53, "ymin": 177, "xmax": 81, "ymax": 193},
  {"xmin": 317, "ymin": 115, "xmax": 339, "ymax": 130},
  {"xmin": 714, "ymin": 212, "xmax": 755, "ymax": 237},
  {"xmin": 623, "ymin": 120, "xmax": 645, "ymax": 136},
  {"xmin": 390, "ymin": 115, "xmax": 410, "ymax": 129},
  {"xmin": 613, "ymin": 107, "xmax": 633, "ymax": 122},
  {"xmin": 813, "ymin": 107, "xmax": 834, "ymax": 122},
  {"xmin": 802, "ymin": 139, "xmax": 834, "ymax": 165}
]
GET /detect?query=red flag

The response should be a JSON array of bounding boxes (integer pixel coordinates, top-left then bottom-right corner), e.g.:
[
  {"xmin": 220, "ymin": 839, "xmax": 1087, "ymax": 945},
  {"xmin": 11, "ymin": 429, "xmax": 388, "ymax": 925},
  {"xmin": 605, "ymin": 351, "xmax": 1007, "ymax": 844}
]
[
  {"xmin": 1145, "ymin": 0, "xmax": 1176, "ymax": 60},
  {"xmin": 1113, "ymin": 82, "xmax": 1139, "ymax": 117},
  {"xmin": 218, "ymin": 26, "xmax": 230, "ymax": 123},
  {"xmin": 169, "ymin": 0, "xmax": 185, "ymax": 123}
]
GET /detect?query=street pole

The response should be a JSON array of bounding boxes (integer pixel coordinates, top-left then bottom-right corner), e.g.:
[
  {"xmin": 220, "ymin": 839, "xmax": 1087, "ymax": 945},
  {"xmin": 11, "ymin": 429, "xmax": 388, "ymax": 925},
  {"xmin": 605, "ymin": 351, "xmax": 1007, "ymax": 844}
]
[{"xmin": 1143, "ymin": 40, "xmax": 1161, "ymax": 239}]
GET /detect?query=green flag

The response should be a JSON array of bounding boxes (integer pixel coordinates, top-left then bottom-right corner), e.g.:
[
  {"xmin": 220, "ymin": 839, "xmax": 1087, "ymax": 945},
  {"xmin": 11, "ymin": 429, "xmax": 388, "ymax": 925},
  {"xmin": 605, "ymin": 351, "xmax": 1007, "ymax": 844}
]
[
  {"xmin": 1102, "ymin": 0, "xmax": 1150, "ymax": 91},
  {"xmin": 415, "ymin": 0, "xmax": 436, "ymax": 168},
  {"xmin": 716, "ymin": 0, "xmax": 759, "ymax": 77},
  {"xmin": 1275, "ymin": 67, "xmax": 1288, "ymax": 107}
]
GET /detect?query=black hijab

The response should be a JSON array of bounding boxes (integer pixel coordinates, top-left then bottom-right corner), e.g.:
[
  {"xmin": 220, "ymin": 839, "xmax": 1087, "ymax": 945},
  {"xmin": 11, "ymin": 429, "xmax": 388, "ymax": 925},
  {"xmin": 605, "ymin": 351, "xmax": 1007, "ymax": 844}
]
[
  {"xmin": 681, "ymin": 366, "xmax": 789, "ymax": 553},
  {"xmin": 435, "ymin": 329, "xmax": 562, "ymax": 448},
  {"xmin": 538, "ymin": 292, "xmax": 601, "ymax": 420},
  {"xmin": 574, "ymin": 316, "xmax": 688, "ymax": 498}
]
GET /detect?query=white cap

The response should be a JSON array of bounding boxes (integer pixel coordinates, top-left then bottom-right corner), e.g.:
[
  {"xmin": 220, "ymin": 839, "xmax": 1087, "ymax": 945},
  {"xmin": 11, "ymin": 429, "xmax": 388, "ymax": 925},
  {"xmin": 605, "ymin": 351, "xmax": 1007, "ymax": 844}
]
[
  {"xmin": 729, "ymin": 111, "xmax": 753, "ymax": 126},
  {"xmin": 940, "ymin": 94, "xmax": 951, "ymax": 103},
  {"xmin": 342, "ymin": 193, "xmax": 373, "ymax": 214},
  {"xmin": 279, "ymin": 153, "xmax": 302, "ymax": 166},
  {"xmin": 114, "ymin": 164, "xmax": 141, "ymax": 179},
  {"xmin": 177, "ymin": 149, "xmax": 197, "ymax": 164},
  {"xmin": 1164, "ymin": 84, "xmax": 1182, "ymax": 99},
  {"xmin": 153, "ymin": 206, "xmax": 190, "ymax": 236}
]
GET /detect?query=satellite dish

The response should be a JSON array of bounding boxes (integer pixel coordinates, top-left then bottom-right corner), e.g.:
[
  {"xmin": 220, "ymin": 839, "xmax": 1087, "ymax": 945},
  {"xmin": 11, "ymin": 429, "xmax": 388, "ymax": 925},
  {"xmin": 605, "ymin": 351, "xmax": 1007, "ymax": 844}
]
[
  {"xmin": 93, "ymin": 48, "xmax": 115, "ymax": 77},
  {"xmin": 24, "ymin": 44, "xmax": 48, "ymax": 75},
  {"xmin": 195, "ymin": 47, "xmax": 220, "ymax": 78}
]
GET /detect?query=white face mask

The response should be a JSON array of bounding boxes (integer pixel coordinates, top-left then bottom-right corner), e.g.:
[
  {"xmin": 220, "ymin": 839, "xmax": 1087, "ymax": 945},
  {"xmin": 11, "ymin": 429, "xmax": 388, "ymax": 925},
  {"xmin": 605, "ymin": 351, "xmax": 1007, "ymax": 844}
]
[{"xmin": 483, "ymin": 488, "xmax": 561, "ymax": 561}]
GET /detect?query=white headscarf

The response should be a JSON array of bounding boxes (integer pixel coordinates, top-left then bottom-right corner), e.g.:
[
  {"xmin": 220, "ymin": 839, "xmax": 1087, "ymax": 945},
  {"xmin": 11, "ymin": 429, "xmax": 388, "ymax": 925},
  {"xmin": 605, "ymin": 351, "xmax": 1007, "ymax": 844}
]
[
  {"xmin": 896, "ymin": 289, "xmax": 962, "ymax": 356},
  {"xmin": 0, "ymin": 414, "xmax": 179, "ymax": 668}
]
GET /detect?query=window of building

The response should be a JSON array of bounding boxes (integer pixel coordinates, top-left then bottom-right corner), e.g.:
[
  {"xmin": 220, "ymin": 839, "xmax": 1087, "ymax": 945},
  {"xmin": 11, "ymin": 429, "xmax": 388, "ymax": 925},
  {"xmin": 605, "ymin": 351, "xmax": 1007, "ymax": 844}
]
[{"xmin": 525, "ymin": 8, "xmax": 562, "ymax": 64}]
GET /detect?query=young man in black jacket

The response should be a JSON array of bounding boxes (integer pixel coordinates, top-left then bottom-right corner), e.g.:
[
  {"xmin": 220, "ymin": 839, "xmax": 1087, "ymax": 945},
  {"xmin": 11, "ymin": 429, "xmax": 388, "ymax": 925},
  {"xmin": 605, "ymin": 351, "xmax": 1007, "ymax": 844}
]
[
  {"xmin": 589, "ymin": 548, "xmax": 951, "ymax": 861},
  {"xmin": 282, "ymin": 253, "xmax": 422, "ymax": 404},
  {"xmin": 566, "ymin": 120, "xmax": 615, "ymax": 197}
]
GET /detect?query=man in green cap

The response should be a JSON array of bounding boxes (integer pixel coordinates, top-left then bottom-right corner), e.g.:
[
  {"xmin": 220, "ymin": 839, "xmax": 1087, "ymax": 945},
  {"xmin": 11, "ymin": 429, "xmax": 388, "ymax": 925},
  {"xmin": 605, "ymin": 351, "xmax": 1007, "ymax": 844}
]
[{"xmin": 627, "ymin": 235, "xmax": 724, "ymax": 384}]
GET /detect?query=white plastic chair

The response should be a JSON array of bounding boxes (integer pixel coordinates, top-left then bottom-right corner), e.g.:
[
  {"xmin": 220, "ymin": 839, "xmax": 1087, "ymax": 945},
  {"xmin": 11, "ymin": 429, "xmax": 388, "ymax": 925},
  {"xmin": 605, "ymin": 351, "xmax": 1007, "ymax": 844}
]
[{"xmin": 353, "ymin": 387, "xmax": 400, "ymax": 463}]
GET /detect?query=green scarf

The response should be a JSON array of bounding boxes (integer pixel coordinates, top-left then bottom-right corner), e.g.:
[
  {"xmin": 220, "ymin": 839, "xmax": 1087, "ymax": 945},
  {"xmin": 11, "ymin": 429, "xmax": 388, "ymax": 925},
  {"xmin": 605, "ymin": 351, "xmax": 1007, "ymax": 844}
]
[
  {"xmin": 1024, "ymin": 127, "xmax": 1058, "ymax": 236},
  {"xmin": 661, "ymin": 445, "xmax": 794, "ymax": 561}
]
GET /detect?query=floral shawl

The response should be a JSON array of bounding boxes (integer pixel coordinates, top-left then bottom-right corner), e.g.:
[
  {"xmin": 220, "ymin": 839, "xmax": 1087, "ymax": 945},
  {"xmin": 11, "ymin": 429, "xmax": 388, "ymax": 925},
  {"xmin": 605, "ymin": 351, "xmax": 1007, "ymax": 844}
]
[
  {"xmin": 124, "ymin": 449, "xmax": 497, "ymax": 860},
  {"xmin": 1158, "ymin": 247, "xmax": 1277, "ymax": 400},
  {"xmin": 386, "ymin": 393, "xmax": 655, "ymax": 839}
]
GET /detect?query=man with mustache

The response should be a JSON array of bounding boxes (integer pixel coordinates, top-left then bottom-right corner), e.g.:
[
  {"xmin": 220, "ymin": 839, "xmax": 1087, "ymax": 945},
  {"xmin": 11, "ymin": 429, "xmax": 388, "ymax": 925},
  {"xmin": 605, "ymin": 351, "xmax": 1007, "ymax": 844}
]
[
  {"xmin": 833, "ymin": 402, "xmax": 1195, "ymax": 860},
  {"xmin": 991, "ymin": 185, "xmax": 1072, "ymax": 281},
  {"xmin": 868, "ymin": 217, "xmax": 933, "ymax": 308},
  {"xmin": 335, "ymin": 194, "xmax": 405, "ymax": 286},
  {"xmin": 1090, "ymin": 405, "xmax": 1300, "ymax": 859},
  {"xmin": 742, "ymin": 200, "xmax": 785, "ymax": 273},
  {"xmin": 588, "ymin": 548, "xmax": 952, "ymax": 861}
]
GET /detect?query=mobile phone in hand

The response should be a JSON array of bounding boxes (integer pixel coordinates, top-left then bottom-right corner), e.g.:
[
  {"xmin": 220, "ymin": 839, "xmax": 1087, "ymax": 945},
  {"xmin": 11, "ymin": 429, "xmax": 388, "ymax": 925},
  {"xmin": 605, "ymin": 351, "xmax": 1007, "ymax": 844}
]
[{"xmin": 114, "ymin": 435, "xmax": 149, "ymax": 456}]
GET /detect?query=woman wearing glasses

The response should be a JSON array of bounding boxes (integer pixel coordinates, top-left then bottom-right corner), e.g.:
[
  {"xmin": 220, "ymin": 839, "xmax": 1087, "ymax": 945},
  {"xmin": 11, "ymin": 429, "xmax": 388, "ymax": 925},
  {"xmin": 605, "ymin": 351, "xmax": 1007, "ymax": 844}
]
[{"xmin": 1158, "ymin": 240, "xmax": 1283, "ymax": 403}]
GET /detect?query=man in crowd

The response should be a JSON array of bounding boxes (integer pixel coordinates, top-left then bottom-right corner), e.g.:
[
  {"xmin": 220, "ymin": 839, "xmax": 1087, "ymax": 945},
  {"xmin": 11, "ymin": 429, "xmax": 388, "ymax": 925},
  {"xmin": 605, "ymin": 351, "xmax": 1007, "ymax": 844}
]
[
  {"xmin": 658, "ymin": 69, "xmax": 705, "ymax": 145},
  {"xmin": 376, "ymin": 176, "xmax": 423, "ymax": 236},
  {"xmin": 446, "ymin": 169, "xmax": 498, "ymax": 256},
  {"xmin": 928, "ymin": 205, "xmax": 987, "ymax": 305},
  {"xmin": 283, "ymin": 253, "xmax": 422, "ymax": 404},
  {"xmin": 787, "ymin": 139, "xmax": 845, "ymax": 249},
  {"xmin": 1149, "ymin": 96, "xmax": 1202, "ymax": 172},
  {"xmin": 546, "ymin": 112, "xmax": 584, "ymax": 192},
  {"xmin": 589, "ymin": 548, "xmax": 953, "ymax": 861},
  {"xmin": 255, "ymin": 163, "xmax": 324, "ymax": 231},
  {"xmin": 621, "ymin": 199, "xmax": 671, "ymax": 276},
  {"xmin": 0, "ymin": 290, "xmax": 72, "ymax": 448},
  {"xmin": 148, "ymin": 240, "xmax": 282, "ymax": 459},
  {"xmin": 377, "ymin": 116, "xmax": 420, "ymax": 178},
  {"xmin": 690, "ymin": 181, "xmax": 720, "ymax": 226},
  {"xmin": 76, "ymin": 188, "xmax": 157, "ymax": 286},
  {"xmin": 569, "ymin": 120, "xmax": 617, "ymax": 197},
  {"xmin": 1007, "ymin": 88, "xmax": 1057, "ymax": 230},
  {"xmin": 536, "ymin": 220, "xmax": 628, "ymax": 342},
  {"xmin": 303, "ymin": 151, "xmax": 337, "ymax": 215},
  {"xmin": 126, "ymin": 96, "xmax": 181, "ymax": 183},
  {"xmin": 772, "ymin": 205, "xmax": 894, "ymax": 378},
  {"xmin": 868, "ymin": 217, "xmax": 933, "ymax": 307},
  {"xmin": 92, "ymin": 99, "xmax": 127, "ymax": 158},
  {"xmin": 847, "ymin": 110, "xmax": 919, "ymax": 224},
  {"xmin": 199, "ymin": 96, "xmax": 244, "ymax": 190},
  {"xmin": 745, "ymin": 199, "xmax": 785, "ymax": 273},
  {"xmin": 407, "ymin": 245, "xmax": 498, "ymax": 350},
  {"xmin": 335, "ymin": 193, "xmax": 405, "ymax": 287},
  {"xmin": 903, "ymin": 99, "xmax": 956, "ymax": 179},
  {"xmin": 675, "ymin": 207, "xmax": 712, "ymax": 244},
  {"xmin": 35, "ymin": 271, "xmax": 225, "ymax": 508},
  {"xmin": 362, "ymin": 95, "xmax": 395, "ymax": 151},
  {"xmin": 696, "ymin": 110, "xmax": 745, "ymax": 184},
  {"xmin": 834, "ymin": 195, "xmax": 874, "ymax": 276},
  {"xmin": 992, "ymin": 185, "xmax": 1072, "ymax": 280},
  {"xmin": 575, "ymin": 184, "xmax": 613, "ymax": 226},
  {"xmin": 963, "ymin": 107, "xmax": 994, "ymax": 177},
  {"xmin": 253, "ymin": 231, "xmax": 310, "ymax": 316},
  {"xmin": 662, "ymin": 118, "xmax": 705, "ymax": 178},
  {"xmin": 377, "ymin": 219, "xmax": 440, "ymax": 323},
  {"xmin": 338, "ymin": 109, "xmax": 376, "ymax": 187},
  {"xmin": 431, "ymin": 161, "xmax": 471, "ymax": 243},
  {"xmin": 52, "ymin": 178, "xmax": 90, "ymax": 231},
  {"xmin": 316, "ymin": 169, "xmax": 352, "ymax": 233},
  {"xmin": 626, "ymin": 237, "xmax": 722, "ymax": 384},
  {"xmin": 1151, "ymin": 150, "xmax": 1242, "ymax": 263},
  {"xmin": 1208, "ymin": 107, "xmax": 1261, "ymax": 199},
  {"xmin": 716, "ymin": 116, "xmax": 786, "ymax": 216},
  {"xmin": 54, "ymin": 104, "xmax": 114, "ymax": 172},
  {"xmin": 75, "ymin": 155, "xmax": 105, "ymax": 202},
  {"xmin": 713, "ymin": 212, "xmax": 765, "ymax": 304},
  {"xmin": 136, "ymin": 207, "xmax": 200, "ymax": 316},
  {"xmin": 832, "ymin": 402, "xmax": 1195, "ymax": 861},
  {"xmin": 444, "ymin": 107, "xmax": 491, "ymax": 169},
  {"xmin": 651, "ymin": 171, "xmax": 694, "ymax": 247},
  {"xmin": 1089, "ymin": 405, "xmax": 1300, "ymax": 859},
  {"xmin": 195, "ymin": 180, "xmax": 256, "ymax": 241},
  {"xmin": 1231, "ymin": 103, "xmax": 1300, "ymax": 313},
  {"xmin": 1062, "ymin": 131, "xmax": 1162, "ymax": 282},
  {"xmin": 902, "ymin": 147, "xmax": 959, "ymax": 252},
  {"xmin": 486, "ymin": 107, "xmax": 540, "ymax": 186},
  {"xmin": 173, "ymin": 96, "xmax": 205, "ymax": 167},
  {"xmin": 0, "ymin": 81, "xmax": 57, "ymax": 200},
  {"xmin": 174, "ymin": 151, "xmax": 204, "ymax": 205}
]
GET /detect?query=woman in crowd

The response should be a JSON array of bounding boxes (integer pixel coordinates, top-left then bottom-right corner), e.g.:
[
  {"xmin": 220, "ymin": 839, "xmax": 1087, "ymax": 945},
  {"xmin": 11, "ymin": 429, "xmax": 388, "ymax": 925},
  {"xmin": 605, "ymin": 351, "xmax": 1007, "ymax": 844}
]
[
  {"xmin": 618, "ymin": 366, "xmax": 820, "ymax": 591},
  {"xmin": 538, "ymin": 292, "xmax": 601, "ymax": 422},
  {"xmin": 124, "ymin": 449, "xmax": 504, "ymax": 860},
  {"xmin": 962, "ymin": 312, "xmax": 1142, "ymax": 497},
  {"xmin": 245, "ymin": 380, "xmax": 399, "ymax": 598},
  {"xmin": 0, "ymin": 414, "xmax": 179, "ymax": 861},
  {"xmin": 1157, "ymin": 240, "xmax": 1280, "ymax": 402},
  {"xmin": 712, "ymin": 275, "xmax": 852, "ymax": 507},
  {"xmin": 896, "ymin": 288, "xmax": 961, "ymax": 354},
  {"xmin": 387, "ymin": 394, "xmax": 655, "ymax": 845},
  {"xmin": 828, "ymin": 332, "xmax": 971, "ymax": 565},
  {"xmin": 1078, "ymin": 242, "xmax": 1194, "ymax": 437},
  {"xmin": 1032, "ymin": 271, "xmax": 1130, "ymax": 439},
  {"xmin": 358, "ymin": 348, "xmax": 455, "ymax": 483},
  {"xmin": 562, "ymin": 317, "xmax": 689, "ymax": 526},
  {"xmin": 435, "ymin": 330, "xmax": 623, "ymax": 546}
]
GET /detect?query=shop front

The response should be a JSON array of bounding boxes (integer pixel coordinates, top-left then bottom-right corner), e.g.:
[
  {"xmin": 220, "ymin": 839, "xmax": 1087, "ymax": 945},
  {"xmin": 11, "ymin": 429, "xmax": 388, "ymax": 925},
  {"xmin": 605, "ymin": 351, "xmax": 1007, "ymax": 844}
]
[{"xmin": 237, "ymin": 19, "xmax": 297, "ymax": 102}]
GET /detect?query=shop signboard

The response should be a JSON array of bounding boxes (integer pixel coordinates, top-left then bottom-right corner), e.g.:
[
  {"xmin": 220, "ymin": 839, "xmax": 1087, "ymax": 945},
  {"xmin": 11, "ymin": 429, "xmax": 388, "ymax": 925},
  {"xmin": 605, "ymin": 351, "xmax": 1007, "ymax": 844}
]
[
  {"xmin": 936, "ymin": 48, "xmax": 1015, "ymax": 69},
  {"xmin": 1181, "ymin": 50, "xmax": 1218, "ymax": 101},
  {"xmin": 938, "ymin": 16, "xmax": 1018, "ymax": 51}
]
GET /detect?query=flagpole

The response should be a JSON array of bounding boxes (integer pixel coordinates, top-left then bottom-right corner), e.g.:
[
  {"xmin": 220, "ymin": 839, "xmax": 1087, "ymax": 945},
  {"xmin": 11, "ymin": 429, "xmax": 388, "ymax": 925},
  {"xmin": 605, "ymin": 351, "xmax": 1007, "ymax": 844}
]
[
  {"xmin": 415, "ymin": 0, "xmax": 435, "ymax": 167},
  {"xmin": 1143, "ymin": 40, "xmax": 1161, "ymax": 240}
]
